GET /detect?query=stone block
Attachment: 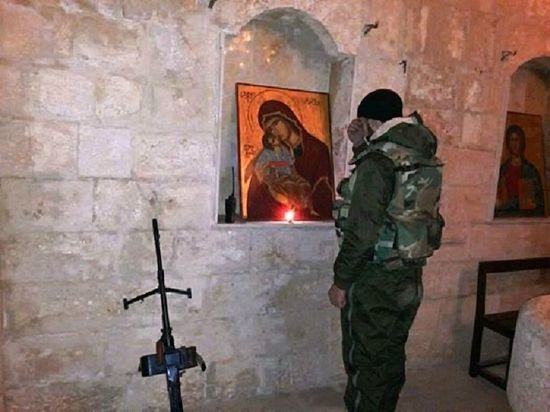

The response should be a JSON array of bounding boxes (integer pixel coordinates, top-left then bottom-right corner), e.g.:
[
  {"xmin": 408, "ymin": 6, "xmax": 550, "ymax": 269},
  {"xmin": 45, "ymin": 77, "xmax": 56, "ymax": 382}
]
[
  {"xmin": 28, "ymin": 68, "xmax": 95, "ymax": 120},
  {"xmin": 364, "ymin": 0, "xmax": 405, "ymax": 59},
  {"xmin": 262, "ymin": 270, "xmax": 333, "ymax": 316},
  {"xmin": 0, "ymin": 2, "xmax": 53, "ymax": 61},
  {"xmin": 4, "ymin": 280, "xmax": 126, "ymax": 336},
  {"xmin": 0, "ymin": 232, "xmax": 118, "ymax": 283},
  {"xmin": 117, "ymin": 375, "xmax": 179, "ymax": 412},
  {"xmin": 0, "ymin": 65, "xmax": 26, "ymax": 117},
  {"xmin": 150, "ymin": 14, "xmax": 219, "ymax": 85},
  {"xmin": 498, "ymin": 285, "xmax": 550, "ymax": 312},
  {"xmin": 112, "ymin": 283, "xmax": 160, "ymax": 329},
  {"xmin": 122, "ymin": 0, "xmax": 155, "ymax": 20},
  {"xmin": 430, "ymin": 222, "xmax": 470, "ymax": 262},
  {"xmin": 471, "ymin": 0, "xmax": 496, "ymax": 12},
  {"xmin": 170, "ymin": 230, "xmax": 251, "ymax": 274},
  {"xmin": 461, "ymin": 112, "xmax": 500, "ymax": 150},
  {"xmin": 0, "ymin": 122, "xmax": 32, "ymax": 177},
  {"xmin": 95, "ymin": 181, "xmax": 214, "ymax": 230},
  {"xmin": 195, "ymin": 269, "xmax": 331, "ymax": 321},
  {"xmin": 104, "ymin": 325, "xmax": 171, "ymax": 376},
  {"xmin": 0, "ymin": 179, "xmax": 93, "ymax": 233},
  {"xmin": 427, "ymin": 6, "xmax": 468, "ymax": 62},
  {"xmin": 407, "ymin": 64, "xmax": 459, "ymax": 109},
  {"xmin": 440, "ymin": 221, "xmax": 469, "ymax": 245},
  {"xmin": 93, "ymin": 180, "xmax": 155, "ymax": 230},
  {"xmin": 204, "ymin": 359, "xmax": 260, "ymax": 400},
  {"xmin": 438, "ymin": 145, "xmax": 496, "ymax": 187},
  {"xmin": 169, "ymin": 318, "xmax": 241, "ymax": 365},
  {"xmin": 526, "ymin": 0, "xmax": 550, "ymax": 17},
  {"xmin": 30, "ymin": 121, "xmax": 78, "ymax": 178},
  {"xmin": 470, "ymin": 223, "xmax": 550, "ymax": 260},
  {"xmin": 150, "ymin": 22, "xmax": 190, "ymax": 77},
  {"xmin": 132, "ymin": 132, "xmax": 215, "ymax": 179},
  {"xmin": 51, "ymin": 10, "xmax": 76, "ymax": 57},
  {"xmin": 288, "ymin": 343, "xmax": 334, "ymax": 390},
  {"xmin": 411, "ymin": 298, "xmax": 441, "ymax": 335},
  {"xmin": 464, "ymin": 15, "xmax": 497, "ymax": 72},
  {"xmin": 95, "ymin": 0, "xmax": 122, "ymax": 18},
  {"xmin": 404, "ymin": 3, "xmax": 430, "ymax": 55},
  {"xmin": 431, "ymin": 243, "xmax": 469, "ymax": 263},
  {"xmin": 485, "ymin": 270, "xmax": 546, "ymax": 295},
  {"xmin": 418, "ymin": 109, "xmax": 462, "ymax": 147},
  {"xmin": 156, "ymin": 0, "xmax": 200, "ymax": 19},
  {"xmin": 422, "ymin": 261, "xmax": 477, "ymax": 299},
  {"xmin": 115, "ymin": 229, "xmax": 176, "ymax": 277},
  {"xmin": 426, "ymin": 324, "xmax": 471, "ymax": 363},
  {"xmin": 78, "ymin": 126, "xmax": 132, "ymax": 178},
  {"xmin": 437, "ymin": 295, "xmax": 476, "ymax": 330},
  {"xmin": 256, "ymin": 356, "xmax": 293, "ymax": 395},
  {"xmin": 72, "ymin": 16, "xmax": 141, "ymax": 74},
  {"xmin": 96, "ymin": 76, "xmax": 142, "ymax": 120},
  {"xmin": 309, "ymin": 0, "xmax": 365, "ymax": 55},
  {"xmin": 407, "ymin": 314, "xmax": 441, "ymax": 363},
  {"xmin": 4, "ymin": 333, "xmax": 106, "ymax": 384},
  {"xmin": 152, "ymin": 85, "xmax": 212, "ymax": 132},
  {"xmin": 353, "ymin": 55, "xmax": 407, "ymax": 107},
  {"xmin": 5, "ymin": 380, "xmax": 123, "ymax": 412},
  {"xmin": 196, "ymin": 272, "xmax": 266, "ymax": 317},
  {"xmin": 285, "ymin": 308, "xmax": 333, "ymax": 350},
  {"xmin": 147, "ymin": 269, "xmax": 208, "ymax": 314},
  {"xmin": 484, "ymin": 290, "xmax": 502, "ymax": 314},
  {"xmin": 440, "ymin": 185, "xmax": 490, "ymax": 224},
  {"xmin": 146, "ymin": 181, "xmax": 214, "ymax": 229},
  {"xmin": 461, "ymin": 71, "xmax": 500, "ymax": 114},
  {"xmin": 249, "ymin": 227, "xmax": 337, "ymax": 271}
]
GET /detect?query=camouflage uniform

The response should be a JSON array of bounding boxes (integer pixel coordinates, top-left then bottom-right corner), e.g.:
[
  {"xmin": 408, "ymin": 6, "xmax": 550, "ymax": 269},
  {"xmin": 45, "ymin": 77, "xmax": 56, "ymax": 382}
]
[{"xmin": 333, "ymin": 117, "xmax": 443, "ymax": 411}]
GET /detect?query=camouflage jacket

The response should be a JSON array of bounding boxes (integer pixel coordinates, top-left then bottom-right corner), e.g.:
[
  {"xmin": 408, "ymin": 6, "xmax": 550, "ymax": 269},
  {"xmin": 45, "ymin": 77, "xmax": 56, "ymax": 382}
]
[{"xmin": 333, "ymin": 117, "xmax": 443, "ymax": 289}]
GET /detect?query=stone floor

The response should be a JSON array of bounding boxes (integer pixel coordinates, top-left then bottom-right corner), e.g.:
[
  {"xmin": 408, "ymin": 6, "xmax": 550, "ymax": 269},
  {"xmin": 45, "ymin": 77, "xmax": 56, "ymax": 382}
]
[{"xmin": 187, "ymin": 364, "xmax": 512, "ymax": 411}]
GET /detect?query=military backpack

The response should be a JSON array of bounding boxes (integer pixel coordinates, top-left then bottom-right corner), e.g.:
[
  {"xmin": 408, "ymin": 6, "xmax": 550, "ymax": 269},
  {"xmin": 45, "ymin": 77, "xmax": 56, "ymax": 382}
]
[{"xmin": 333, "ymin": 137, "xmax": 444, "ymax": 269}]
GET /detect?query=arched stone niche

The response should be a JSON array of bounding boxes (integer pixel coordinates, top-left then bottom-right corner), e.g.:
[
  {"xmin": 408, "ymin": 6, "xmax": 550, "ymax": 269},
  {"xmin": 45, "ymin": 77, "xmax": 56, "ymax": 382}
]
[
  {"xmin": 494, "ymin": 56, "xmax": 550, "ymax": 218},
  {"xmin": 216, "ymin": 8, "xmax": 356, "ymax": 222}
]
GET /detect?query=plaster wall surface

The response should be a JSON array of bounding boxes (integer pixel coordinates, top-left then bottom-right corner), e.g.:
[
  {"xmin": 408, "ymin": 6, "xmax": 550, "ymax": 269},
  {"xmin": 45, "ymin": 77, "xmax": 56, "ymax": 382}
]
[{"xmin": 0, "ymin": 0, "xmax": 550, "ymax": 409}]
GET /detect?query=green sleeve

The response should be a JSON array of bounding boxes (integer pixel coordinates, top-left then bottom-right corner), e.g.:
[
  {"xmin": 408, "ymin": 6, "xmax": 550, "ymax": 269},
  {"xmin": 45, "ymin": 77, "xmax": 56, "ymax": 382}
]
[{"xmin": 333, "ymin": 152, "xmax": 395, "ymax": 289}]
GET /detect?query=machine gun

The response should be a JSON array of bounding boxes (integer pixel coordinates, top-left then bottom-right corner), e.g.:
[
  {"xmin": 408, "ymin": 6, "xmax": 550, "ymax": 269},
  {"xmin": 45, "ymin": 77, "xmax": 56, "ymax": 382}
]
[{"xmin": 122, "ymin": 218, "xmax": 206, "ymax": 412}]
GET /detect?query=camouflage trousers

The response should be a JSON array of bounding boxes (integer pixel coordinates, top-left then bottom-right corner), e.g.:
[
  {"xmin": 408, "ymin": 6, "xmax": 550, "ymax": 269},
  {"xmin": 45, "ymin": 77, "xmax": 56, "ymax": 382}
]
[{"xmin": 341, "ymin": 264, "xmax": 423, "ymax": 412}]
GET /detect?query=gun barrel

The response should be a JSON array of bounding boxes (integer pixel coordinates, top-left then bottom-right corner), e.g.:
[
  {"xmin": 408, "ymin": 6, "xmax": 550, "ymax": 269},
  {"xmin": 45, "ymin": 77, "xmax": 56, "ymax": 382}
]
[
  {"xmin": 152, "ymin": 218, "xmax": 163, "ymax": 271},
  {"xmin": 152, "ymin": 219, "xmax": 174, "ymax": 349}
]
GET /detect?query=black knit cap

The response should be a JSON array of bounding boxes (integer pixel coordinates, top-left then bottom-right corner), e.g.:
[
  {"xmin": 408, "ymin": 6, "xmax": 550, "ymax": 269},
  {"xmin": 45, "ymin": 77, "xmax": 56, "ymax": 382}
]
[{"xmin": 357, "ymin": 89, "xmax": 403, "ymax": 122}]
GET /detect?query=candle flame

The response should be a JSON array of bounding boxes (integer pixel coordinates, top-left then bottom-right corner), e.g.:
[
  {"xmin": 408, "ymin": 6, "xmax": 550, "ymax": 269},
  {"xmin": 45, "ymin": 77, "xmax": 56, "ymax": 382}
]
[{"xmin": 284, "ymin": 209, "xmax": 295, "ymax": 223}]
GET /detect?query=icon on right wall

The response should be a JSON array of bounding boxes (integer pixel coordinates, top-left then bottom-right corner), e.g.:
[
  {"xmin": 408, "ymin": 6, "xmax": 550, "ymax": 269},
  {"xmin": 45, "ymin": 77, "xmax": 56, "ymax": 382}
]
[{"xmin": 495, "ymin": 111, "xmax": 547, "ymax": 218}]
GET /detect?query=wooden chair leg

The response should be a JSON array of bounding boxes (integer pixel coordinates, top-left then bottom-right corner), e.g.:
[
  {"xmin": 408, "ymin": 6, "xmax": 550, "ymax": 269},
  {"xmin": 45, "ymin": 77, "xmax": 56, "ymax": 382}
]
[
  {"xmin": 469, "ymin": 323, "xmax": 484, "ymax": 377},
  {"xmin": 504, "ymin": 336, "xmax": 514, "ymax": 388}
]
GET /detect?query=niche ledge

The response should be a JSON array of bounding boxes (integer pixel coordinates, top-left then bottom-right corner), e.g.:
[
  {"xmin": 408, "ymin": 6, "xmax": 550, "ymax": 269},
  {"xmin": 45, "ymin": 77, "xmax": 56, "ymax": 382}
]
[{"xmin": 214, "ymin": 220, "xmax": 334, "ymax": 230}]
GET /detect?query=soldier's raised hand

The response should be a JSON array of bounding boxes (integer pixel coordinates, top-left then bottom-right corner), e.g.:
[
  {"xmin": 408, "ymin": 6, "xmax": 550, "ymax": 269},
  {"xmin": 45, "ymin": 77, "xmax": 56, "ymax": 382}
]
[{"xmin": 346, "ymin": 118, "xmax": 369, "ymax": 147}]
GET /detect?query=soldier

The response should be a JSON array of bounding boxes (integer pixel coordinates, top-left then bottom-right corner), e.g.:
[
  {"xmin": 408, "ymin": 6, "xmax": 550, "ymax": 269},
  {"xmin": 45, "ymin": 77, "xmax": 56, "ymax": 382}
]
[{"xmin": 329, "ymin": 89, "xmax": 444, "ymax": 411}]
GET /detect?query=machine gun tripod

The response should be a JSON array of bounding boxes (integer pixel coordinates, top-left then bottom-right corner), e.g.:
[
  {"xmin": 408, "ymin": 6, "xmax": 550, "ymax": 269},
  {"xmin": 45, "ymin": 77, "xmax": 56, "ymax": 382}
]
[{"xmin": 123, "ymin": 218, "xmax": 206, "ymax": 412}]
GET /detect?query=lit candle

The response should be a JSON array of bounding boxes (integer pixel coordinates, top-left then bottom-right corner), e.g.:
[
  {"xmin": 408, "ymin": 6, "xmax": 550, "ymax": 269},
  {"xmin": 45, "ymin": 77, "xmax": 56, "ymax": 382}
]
[{"xmin": 284, "ymin": 209, "xmax": 295, "ymax": 223}]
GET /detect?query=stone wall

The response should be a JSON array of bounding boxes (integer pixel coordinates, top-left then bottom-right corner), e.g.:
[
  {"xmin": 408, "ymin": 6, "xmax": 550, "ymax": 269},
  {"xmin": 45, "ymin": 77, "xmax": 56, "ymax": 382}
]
[{"xmin": 1, "ymin": 0, "xmax": 550, "ymax": 409}]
